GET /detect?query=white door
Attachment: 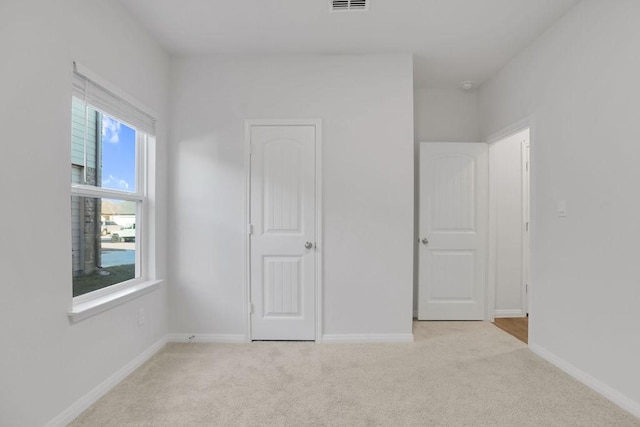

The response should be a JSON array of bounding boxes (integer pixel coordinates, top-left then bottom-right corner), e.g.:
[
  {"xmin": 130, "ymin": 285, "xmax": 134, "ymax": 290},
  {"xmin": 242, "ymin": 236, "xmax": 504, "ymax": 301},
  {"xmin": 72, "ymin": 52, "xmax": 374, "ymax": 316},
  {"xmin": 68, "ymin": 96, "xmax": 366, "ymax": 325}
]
[
  {"xmin": 249, "ymin": 124, "xmax": 317, "ymax": 340},
  {"xmin": 418, "ymin": 142, "xmax": 488, "ymax": 320}
]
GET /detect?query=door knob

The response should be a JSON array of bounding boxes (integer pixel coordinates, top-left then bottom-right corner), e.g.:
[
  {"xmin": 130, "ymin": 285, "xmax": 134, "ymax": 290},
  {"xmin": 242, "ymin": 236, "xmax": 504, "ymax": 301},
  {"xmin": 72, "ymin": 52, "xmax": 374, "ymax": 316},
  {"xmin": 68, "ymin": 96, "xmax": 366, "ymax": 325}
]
[
  {"xmin": 305, "ymin": 241, "xmax": 313, "ymax": 249},
  {"xmin": 421, "ymin": 238, "xmax": 429, "ymax": 245}
]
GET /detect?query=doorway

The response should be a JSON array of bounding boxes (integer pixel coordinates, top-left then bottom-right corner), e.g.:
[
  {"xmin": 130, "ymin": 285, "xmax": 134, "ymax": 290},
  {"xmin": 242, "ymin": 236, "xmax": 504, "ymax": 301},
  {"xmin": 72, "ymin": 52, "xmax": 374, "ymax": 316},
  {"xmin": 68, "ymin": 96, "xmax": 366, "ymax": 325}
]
[
  {"xmin": 416, "ymin": 127, "xmax": 531, "ymax": 329},
  {"xmin": 245, "ymin": 120, "xmax": 322, "ymax": 341},
  {"xmin": 488, "ymin": 128, "xmax": 530, "ymax": 320}
]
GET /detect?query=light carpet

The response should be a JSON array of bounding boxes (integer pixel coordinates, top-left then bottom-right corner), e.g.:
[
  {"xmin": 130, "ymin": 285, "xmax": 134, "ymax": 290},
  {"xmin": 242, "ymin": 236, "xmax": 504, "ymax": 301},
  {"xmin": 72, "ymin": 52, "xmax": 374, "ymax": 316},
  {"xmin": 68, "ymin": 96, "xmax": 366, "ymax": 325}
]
[{"xmin": 70, "ymin": 322, "xmax": 639, "ymax": 426}]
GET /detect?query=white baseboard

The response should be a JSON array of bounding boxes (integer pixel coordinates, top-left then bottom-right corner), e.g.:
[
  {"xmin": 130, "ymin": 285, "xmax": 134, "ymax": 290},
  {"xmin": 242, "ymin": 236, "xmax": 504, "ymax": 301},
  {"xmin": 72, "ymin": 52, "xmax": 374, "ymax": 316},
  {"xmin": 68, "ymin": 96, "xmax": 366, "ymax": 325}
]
[
  {"xmin": 494, "ymin": 309, "xmax": 525, "ymax": 318},
  {"xmin": 45, "ymin": 335, "xmax": 168, "ymax": 427},
  {"xmin": 529, "ymin": 343, "xmax": 640, "ymax": 419},
  {"xmin": 168, "ymin": 333, "xmax": 246, "ymax": 343},
  {"xmin": 322, "ymin": 333, "xmax": 414, "ymax": 343}
]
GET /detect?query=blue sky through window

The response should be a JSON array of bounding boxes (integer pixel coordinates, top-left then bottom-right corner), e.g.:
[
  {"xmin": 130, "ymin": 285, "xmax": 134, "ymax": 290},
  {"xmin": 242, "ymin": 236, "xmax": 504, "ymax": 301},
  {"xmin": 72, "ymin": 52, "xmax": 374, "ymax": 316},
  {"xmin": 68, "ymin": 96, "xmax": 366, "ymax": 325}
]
[{"xmin": 102, "ymin": 115, "xmax": 136, "ymax": 192}]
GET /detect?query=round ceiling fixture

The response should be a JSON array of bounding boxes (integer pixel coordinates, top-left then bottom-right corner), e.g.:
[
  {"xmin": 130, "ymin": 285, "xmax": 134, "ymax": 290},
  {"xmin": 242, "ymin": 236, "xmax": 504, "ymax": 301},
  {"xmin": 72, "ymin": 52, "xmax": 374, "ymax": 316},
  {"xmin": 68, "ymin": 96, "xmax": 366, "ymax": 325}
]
[{"xmin": 460, "ymin": 81, "xmax": 474, "ymax": 91}]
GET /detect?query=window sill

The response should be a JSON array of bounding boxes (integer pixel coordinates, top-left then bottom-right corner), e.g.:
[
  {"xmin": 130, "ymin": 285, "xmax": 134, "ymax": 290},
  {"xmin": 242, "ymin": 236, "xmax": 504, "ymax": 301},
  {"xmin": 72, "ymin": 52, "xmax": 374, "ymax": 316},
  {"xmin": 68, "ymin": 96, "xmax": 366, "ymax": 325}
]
[{"xmin": 68, "ymin": 279, "xmax": 163, "ymax": 323}]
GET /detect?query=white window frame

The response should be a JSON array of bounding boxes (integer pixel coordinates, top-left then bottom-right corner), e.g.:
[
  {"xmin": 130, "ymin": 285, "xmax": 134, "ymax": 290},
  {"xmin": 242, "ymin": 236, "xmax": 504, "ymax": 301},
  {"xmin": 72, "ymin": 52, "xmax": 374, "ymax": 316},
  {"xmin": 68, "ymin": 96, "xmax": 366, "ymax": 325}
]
[{"xmin": 68, "ymin": 63, "xmax": 161, "ymax": 323}]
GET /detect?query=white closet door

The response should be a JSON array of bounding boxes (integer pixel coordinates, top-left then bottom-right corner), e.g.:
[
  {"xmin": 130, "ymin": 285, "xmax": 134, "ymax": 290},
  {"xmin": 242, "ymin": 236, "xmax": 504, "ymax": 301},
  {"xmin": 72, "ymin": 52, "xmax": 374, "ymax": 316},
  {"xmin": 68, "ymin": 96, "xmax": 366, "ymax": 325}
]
[{"xmin": 249, "ymin": 124, "xmax": 316, "ymax": 340}]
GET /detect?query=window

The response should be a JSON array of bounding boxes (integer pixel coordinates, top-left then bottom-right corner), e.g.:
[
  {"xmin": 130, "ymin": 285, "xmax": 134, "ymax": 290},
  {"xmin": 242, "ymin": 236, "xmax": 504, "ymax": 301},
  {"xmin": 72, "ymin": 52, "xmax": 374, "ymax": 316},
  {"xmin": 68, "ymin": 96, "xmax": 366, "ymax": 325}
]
[{"xmin": 71, "ymin": 64, "xmax": 155, "ymax": 300}]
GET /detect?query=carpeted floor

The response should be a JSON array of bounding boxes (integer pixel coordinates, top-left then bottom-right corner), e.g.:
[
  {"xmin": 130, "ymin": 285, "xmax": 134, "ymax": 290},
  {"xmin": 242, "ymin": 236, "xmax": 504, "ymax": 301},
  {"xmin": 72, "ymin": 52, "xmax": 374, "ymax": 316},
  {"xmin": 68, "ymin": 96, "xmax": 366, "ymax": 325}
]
[{"xmin": 70, "ymin": 322, "xmax": 639, "ymax": 426}]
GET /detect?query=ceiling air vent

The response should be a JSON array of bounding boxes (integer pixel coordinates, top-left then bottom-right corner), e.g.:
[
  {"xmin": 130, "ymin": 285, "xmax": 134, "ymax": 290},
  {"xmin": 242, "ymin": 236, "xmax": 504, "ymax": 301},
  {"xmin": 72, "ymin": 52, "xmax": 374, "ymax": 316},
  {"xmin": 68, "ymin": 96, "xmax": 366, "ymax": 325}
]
[{"xmin": 330, "ymin": 0, "xmax": 369, "ymax": 12}]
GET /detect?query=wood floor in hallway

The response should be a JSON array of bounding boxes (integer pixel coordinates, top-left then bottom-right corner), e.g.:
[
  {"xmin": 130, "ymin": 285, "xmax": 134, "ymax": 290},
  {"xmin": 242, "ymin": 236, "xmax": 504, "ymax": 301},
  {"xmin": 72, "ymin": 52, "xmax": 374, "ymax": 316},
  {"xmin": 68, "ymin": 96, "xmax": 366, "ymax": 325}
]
[{"xmin": 493, "ymin": 316, "xmax": 528, "ymax": 344}]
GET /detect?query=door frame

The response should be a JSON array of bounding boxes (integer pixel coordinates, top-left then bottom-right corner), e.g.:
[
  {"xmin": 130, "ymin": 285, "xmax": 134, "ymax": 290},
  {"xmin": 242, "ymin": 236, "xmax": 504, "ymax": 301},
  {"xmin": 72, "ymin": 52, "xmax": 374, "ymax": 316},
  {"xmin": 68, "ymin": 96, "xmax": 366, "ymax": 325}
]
[
  {"xmin": 243, "ymin": 119, "xmax": 323, "ymax": 342},
  {"xmin": 486, "ymin": 116, "xmax": 535, "ymax": 329},
  {"xmin": 521, "ymin": 136, "xmax": 531, "ymax": 316}
]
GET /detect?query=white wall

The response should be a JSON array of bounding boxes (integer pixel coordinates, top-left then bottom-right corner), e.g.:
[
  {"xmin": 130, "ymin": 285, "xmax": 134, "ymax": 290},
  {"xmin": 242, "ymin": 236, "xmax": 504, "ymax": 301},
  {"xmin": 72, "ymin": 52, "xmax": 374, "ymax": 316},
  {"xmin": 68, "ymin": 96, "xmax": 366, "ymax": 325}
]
[
  {"xmin": 413, "ymin": 87, "xmax": 480, "ymax": 313},
  {"xmin": 0, "ymin": 1, "xmax": 169, "ymax": 425},
  {"xmin": 479, "ymin": 0, "xmax": 640, "ymax": 414},
  {"xmin": 168, "ymin": 54, "xmax": 414, "ymax": 337},
  {"xmin": 414, "ymin": 87, "xmax": 480, "ymax": 143},
  {"xmin": 490, "ymin": 129, "xmax": 527, "ymax": 316}
]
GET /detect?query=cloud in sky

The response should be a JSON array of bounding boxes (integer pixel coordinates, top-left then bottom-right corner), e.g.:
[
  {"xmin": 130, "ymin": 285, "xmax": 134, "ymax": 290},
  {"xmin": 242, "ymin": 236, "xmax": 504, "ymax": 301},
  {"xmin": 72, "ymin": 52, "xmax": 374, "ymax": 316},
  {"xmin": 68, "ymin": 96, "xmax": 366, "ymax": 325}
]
[
  {"xmin": 102, "ymin": 116, "xmax": 121, "ymax": 144},
  {"xmin": 103, "ymin": 174, "xmax": 129, "ymax": 190}
]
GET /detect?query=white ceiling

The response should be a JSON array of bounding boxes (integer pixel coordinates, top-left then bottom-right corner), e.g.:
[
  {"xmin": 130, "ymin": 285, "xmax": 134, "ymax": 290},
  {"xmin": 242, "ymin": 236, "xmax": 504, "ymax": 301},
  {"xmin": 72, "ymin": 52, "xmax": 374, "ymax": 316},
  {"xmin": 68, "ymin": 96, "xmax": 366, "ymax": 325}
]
[{"xmin": 118, "ymin": 0, "xmax": 580, "ymax": 89}]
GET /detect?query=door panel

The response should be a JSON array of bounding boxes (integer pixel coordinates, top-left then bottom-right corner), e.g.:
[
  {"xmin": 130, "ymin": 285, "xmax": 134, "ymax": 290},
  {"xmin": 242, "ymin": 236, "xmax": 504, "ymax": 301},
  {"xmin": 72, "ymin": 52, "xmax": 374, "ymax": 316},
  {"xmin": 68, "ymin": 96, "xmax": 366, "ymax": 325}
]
[
  {"xmin": 418, "ymin": 143, "xmax": 488, "ymax": 320},
  {"xmin": 250, "ymin": 125, "xmax": 316, "ymax": 340},
  {"xmin": 263, "ymin": 139, "xmax": 302, "ymax": 233},
  {"xmin": 430, "ymin": 250, "xmax": 475, "ymax": 300},
  {"xmin": 263, "ymin": 256, "xmax": 301, "ymax": 316},
  {"xmin": 431, "ymin": 156, "xmax": 476, "ymax": 231}
]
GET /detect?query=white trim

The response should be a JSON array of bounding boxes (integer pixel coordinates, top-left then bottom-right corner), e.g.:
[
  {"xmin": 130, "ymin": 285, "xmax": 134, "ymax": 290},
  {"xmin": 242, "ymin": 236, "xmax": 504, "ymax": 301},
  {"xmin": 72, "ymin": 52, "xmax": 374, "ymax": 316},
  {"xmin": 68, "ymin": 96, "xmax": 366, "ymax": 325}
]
[
  {"xmin": 45, "ymin": 335, "xmax": 167, "ymax": 427},
  {"xmin": 243, "ymin": 121, "xmax": 252, "ymax": 343},
  {"xmin": 487, "ymin": 142, "xmax": 498, "ymax": 323},
  {"xmin": 314, "ymin": 121, "xmax": 323, "ymax": 343},
  {"xmin": 322, "ymin": 334, "xmax": 415, "ymax": 343},
  {"xmin": 486, "ymin": 116, "xmax": 534, "ymax": 144},
  {"xmin": 167, "ymin": 334, "xmax": 247, "ymax": 343},
  {"xmin": 68, "ymin": 280, "xmax": 163, "ymax": 323},
  {"xmin": 494, "ymin": 309, "xmax": 526, "ymax": 318},
  {"xmin": 244, "ymin": 118, "xmax": 321, "ymax": 126},
  {"xmin": 527, "ymin": 118, "xmax": 537, "ymax": 343},
  {"xmin": 529, "ymin": 343, "xmax": 640, "ymax": 419},
  {"xmin": 244, "ymin": 119, "xmax": 323, "ymax": 342},
  {"xmin": 521, "ymin": 136, "xmax": 531, "ymax": 315}
]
